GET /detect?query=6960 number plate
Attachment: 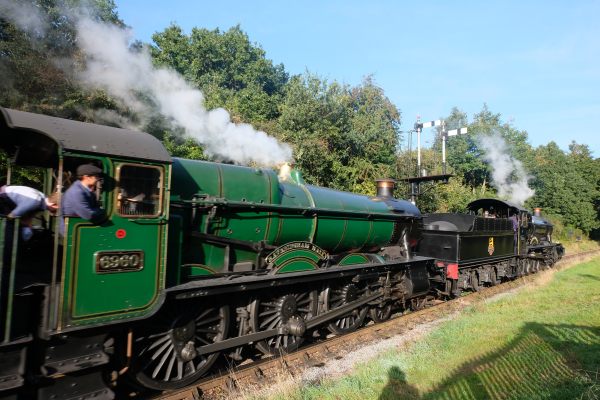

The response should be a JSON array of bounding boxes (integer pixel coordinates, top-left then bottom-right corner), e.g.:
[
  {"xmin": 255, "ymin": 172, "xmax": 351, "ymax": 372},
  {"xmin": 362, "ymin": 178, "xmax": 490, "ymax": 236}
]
[{"xmin": 95, "ymin": 250, "xmax": 144, "ymax": 273}]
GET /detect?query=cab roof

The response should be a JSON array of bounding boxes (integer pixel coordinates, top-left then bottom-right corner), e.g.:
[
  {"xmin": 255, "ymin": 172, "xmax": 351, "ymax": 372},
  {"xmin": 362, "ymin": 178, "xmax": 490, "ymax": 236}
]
[
  {"xmin": 467, "ymin": 198, "xmax": 529, "ymax": 214},
  {"xmin": 0, "ymin": 108, "xmax": 172, "ymax": 167}
]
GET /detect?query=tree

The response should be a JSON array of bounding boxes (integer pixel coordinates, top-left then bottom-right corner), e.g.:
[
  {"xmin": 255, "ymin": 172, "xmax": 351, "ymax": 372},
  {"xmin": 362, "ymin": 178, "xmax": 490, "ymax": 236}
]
[
  {"xmin": 0, "ymin": 0, "xmax": 123, "ymax": 116},
  {"xmin": 150, "ymin": 24, "xmax": 288, "ymax": 123},
  {"xmin": 276, "ymin": 74, "xmax": 401, "ymax": 194},
  {"xmin": 530, "ymin": 142, "xmax": 600, "ymax": 234},
  {"xmin": 444, "ymin": 107, "xmax": 490, "ymax": 188},
  {"xmin": 276, "ymin": 74, "xmax": 349, "ymax": 187}
]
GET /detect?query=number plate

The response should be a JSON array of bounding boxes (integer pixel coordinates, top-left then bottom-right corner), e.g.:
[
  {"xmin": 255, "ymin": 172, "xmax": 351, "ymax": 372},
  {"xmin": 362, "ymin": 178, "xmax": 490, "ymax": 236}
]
[{"xmin": 95, "ymin": 250, "xmax": 144, "ymax": 273}]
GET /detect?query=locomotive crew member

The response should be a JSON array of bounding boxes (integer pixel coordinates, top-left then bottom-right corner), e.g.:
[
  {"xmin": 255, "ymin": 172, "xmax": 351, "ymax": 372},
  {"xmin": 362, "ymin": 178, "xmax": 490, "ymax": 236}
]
[
  {"xmin": 509, "ymin": 211, "xmax": 519, "ymax": 251},
  {"xmin": 0, "ymin": 185, "xmax": 59, "ymax": 240},
  {"xmin": 60, "ymin": 164, "xmax": 106, "ymax": 234}
]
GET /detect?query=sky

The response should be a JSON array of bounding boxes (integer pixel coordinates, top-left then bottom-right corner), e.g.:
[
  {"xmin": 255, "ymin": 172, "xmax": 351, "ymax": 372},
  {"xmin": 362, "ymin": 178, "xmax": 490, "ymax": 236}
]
[{"xmin": 115, "ymin": 0, "xmax": 600, "ymax": 156}]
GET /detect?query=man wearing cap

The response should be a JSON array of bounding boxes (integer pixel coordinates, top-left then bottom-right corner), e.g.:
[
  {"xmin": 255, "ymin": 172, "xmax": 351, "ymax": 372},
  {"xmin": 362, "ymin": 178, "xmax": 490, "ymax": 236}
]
[{"xmin": 61, "ymin": 164, "xmax": 106, "ymax": 233}]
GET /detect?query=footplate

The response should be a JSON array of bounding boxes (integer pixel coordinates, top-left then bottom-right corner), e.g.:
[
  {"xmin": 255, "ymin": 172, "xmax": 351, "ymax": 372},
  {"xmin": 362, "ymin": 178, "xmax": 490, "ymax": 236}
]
[
  {"xmin": 42, "ymin": 334, "xmax": 110, "ymax": 376},
  {"xmin": 38, "ymin": 371, "xmax": 114, "ymax": 400},
  {"xmin": 0, "ymin": 346, "xmax": 25, "ymax": 390}
]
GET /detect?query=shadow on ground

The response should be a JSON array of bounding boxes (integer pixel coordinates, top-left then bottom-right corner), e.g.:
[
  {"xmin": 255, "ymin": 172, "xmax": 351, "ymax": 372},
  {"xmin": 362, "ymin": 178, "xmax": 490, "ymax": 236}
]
[
  {"xmin": 379, "ymin": 322, "xmax": 600, "ymax": 400},
  {"xmin": 577, "ymin": 273, "xmax": 600, "ymax": 282}
]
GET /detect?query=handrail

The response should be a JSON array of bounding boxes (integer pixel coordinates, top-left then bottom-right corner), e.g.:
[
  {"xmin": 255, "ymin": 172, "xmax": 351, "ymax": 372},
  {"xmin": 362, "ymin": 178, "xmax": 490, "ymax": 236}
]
[
  {"xmin": 4, "ymin": 217, "xmax": 19, "ymax": 342},
  {"xmin": 0, "ymin": 218, "xmax": 5, "ymax": 341},
  {"xmin": 48, "ymin": 157, "xmax": 63, "ymax": 333},
  {"xmin": 0, "ymin": 216, "xmax": 20, "ymax": 343},
  {"xmin": 172, "ymin": 197, "xmax": 419, "ymax": 221}
]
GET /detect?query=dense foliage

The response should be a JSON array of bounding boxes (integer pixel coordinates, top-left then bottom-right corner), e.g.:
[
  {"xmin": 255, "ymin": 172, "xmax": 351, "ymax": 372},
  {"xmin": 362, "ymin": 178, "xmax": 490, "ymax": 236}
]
[{"xmin": 1, "ymin": 1, "xmax": 599, "ymax": 238}]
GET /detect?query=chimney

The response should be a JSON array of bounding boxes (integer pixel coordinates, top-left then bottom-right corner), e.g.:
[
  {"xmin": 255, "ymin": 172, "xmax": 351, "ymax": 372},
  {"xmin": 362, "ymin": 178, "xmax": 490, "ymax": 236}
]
[{"xmin": 376, "ymin": 179, "xmax": 396, "ymax": 198}]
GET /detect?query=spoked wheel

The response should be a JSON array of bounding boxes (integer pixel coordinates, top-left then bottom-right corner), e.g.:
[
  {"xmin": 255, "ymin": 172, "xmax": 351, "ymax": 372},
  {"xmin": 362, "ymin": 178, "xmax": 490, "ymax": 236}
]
[
  {"xmin": 323, "ymin": 283, "xmax": 369, "ymax": 334},
  {"xmin": 370, "ymin": 301, "xmax": 393, "ymax": 323},
  {"xmin": 471, "ymin": 271, "xmax": 480, "ymax": 292},
  {"xmin": 130, "ymin": 303, "xmax": 229, "ymax": 390},
  {"xmin": 369, "ymin": 281, "xmax": 393, "ymax": 322},
  {"xmin": 530, "ymin": 259, "xmax": 540, "ymax": 273},
  {"xmin": 552, "ymin": 247, "xmax": 559, "ymax": 264},
  {"xmin": 517, "ymin": 260, "xmax": 527, "ymax": 277},
  {"xmin": 410, "ymin": 296, "xmax": 427, "ymax": 311},
  {"xmin": 488, "ymin": 268, "xmax": 498, "ymax": 286},
  {"xmin": 250, "ymin": 290, "xmax": 318, "ymax": 356},
  {"xmin": 525, "ymin": 259, "xmax": 533, "ymax": 275}
]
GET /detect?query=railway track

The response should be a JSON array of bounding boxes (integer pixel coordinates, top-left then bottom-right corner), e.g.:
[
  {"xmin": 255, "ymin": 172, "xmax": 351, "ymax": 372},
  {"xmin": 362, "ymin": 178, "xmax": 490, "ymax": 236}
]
[{"xmin": 152, "ymin": 249, "xmax": 600, "ymax": 400}]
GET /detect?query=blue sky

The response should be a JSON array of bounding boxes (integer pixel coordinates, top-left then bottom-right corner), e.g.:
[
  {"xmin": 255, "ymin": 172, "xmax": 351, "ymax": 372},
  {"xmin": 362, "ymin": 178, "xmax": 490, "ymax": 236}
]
[{"xmin": 115, "ymin": 0, "xmax": 600, "ymax": 156}]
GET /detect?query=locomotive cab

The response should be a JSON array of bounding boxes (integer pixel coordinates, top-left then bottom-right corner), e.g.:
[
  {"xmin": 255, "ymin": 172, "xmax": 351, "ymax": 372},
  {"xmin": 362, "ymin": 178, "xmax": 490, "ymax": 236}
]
[
  {"xmin": 0, "ymin": 108, "xmax": 171, "ymax": 345},
  {"xmin": 466, "ymin": 198, "xmax": 531, "ymax": 257}
]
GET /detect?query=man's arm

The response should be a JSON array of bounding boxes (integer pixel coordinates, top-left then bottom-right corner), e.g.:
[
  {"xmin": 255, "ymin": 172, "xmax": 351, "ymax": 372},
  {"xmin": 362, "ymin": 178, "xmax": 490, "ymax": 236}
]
[{"xmin": 8, "ymin": 196, "xmax": 41, "ymax": 218}]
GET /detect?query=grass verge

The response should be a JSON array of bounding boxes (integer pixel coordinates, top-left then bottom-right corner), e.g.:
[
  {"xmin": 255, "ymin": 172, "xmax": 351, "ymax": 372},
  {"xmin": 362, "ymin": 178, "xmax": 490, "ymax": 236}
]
[
  {"xmin": 562, "ymin": 238, "xmax": 600, "ymax": 254},
  {"xmin": 255, "ymin": 256, "xmax": 600, "ymax": 400}
]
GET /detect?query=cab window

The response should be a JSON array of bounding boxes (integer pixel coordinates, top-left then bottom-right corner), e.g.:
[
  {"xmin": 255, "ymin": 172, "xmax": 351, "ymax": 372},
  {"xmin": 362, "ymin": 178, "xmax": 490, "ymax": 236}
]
[{"xmin": 116, "ymin": 164, "xmax": 162, "ymax": 217}]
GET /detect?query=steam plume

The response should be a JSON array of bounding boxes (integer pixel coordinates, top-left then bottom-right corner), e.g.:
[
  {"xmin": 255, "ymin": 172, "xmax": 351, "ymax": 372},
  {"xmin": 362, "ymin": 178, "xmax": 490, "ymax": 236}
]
[
  {"xmin": 0, "ymin": 1, "xmax": 293, "ymax": 166},
  {"xmin": 478, "ymin": 134, "xmax": 534, "ymax": 206},
  {"xmin": 0, "ymin": 1, "xmax": 47, "ymax": 34}
]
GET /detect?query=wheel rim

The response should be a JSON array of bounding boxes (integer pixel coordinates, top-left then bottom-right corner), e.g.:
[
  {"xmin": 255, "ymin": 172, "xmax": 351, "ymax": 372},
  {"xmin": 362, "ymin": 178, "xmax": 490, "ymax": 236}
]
[
  {"xmin": 489, "ymin": 268, "xmax": 497, "ymax": 286},
  {"xmin": 526, "ymin": 260, "xmax": 533, "ymax": 275},
  {"xmin": 324, "ymin": 283, "xmax": 368, "ymax": 334},
  {"xmin": 518, "ymin": 260, "xmax": 526, "ymax": 277},
  {"xmin": 471, "ymin": 271, "xmax": 480, "ymax": 291},
  {"xmin": 251, "ymin": 290, "xmax": 317, "ymax": 356},
  {"xmin": 131, "ymin": 304, "xmax": 229, "ymax": 390},
  {"xmin": 370, "ymin": 302, "xmax": 393, "ymax": 323}
]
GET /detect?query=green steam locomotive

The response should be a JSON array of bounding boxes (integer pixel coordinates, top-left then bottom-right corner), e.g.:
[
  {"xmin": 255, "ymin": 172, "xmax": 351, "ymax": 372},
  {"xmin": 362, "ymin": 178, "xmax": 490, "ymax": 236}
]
[{"xmin": 0, "ymin": 108, "xmax": 434, "ymax": 399}]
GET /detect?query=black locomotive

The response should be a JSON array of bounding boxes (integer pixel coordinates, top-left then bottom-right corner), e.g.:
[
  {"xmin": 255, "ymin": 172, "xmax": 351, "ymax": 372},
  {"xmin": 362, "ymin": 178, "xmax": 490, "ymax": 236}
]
[{"xmin": 418, "ymin": 198, "xmax": 564, "ymax": 296}]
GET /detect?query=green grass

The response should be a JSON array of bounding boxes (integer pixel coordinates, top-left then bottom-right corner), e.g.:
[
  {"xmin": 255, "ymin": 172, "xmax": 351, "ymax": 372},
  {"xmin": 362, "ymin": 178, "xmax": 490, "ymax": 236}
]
[
  {"xmin": 262, "ymin": 257, "xmax": 600, "ymax": 400},
  {"xmin": 562, "ymin": 237, "xmax": 600, "ymax": 254}
]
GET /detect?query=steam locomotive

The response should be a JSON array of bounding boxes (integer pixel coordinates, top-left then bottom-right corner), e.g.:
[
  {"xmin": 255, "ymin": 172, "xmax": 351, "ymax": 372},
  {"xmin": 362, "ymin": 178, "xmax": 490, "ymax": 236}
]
[{"xmin": 0, "ymin": 108, "xmax": 563, "ymax": 399}]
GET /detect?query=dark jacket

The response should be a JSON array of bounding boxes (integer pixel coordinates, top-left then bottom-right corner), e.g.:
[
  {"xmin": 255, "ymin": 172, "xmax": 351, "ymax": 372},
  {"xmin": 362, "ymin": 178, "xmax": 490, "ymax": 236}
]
[{"xmin": 60, "ymin": 181, "xmax": 105, "ymax": 234}]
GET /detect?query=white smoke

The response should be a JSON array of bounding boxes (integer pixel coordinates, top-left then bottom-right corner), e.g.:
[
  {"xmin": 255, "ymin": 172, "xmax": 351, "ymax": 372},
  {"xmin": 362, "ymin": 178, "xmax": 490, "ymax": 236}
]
[
  {"xmin": 0, "ymin": 1, "xmax": 293, "ymax": 166},
  {"xmin": 0, "ymin": 1, "xmax": 47, "ymax": 35},
  {"xmin": 478, "ymin": 134, "xmax": 534, "ymax": 206}
]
